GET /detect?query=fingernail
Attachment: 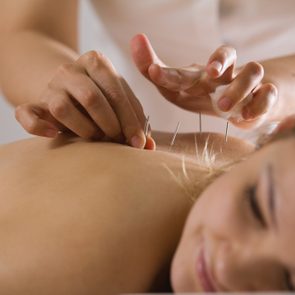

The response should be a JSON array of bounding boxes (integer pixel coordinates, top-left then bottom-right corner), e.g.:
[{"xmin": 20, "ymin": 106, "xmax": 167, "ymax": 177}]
[
  {"xmin": 218, "ymin": 97, "xmax": 233, "ymax": 112},
  {"xmin": 145, "ymin": 136, "xmax": 156, "ymax": 150},
  {"xmin": 45, "ymin": 128, "xmax": 58, "ymax": 137},
  {"xmin": 131, "ymin": 135, "xmax": 145, "ymax": 149},
  {"xmin": 209, "ymin": 61, "xmax": 223, "ymax": 75}
]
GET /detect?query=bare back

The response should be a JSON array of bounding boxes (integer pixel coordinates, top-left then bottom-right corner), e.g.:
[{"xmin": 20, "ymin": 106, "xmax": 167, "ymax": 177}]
[{"xmin": 0, "ymin": 133, "xmax": 253, "ymax": 294}]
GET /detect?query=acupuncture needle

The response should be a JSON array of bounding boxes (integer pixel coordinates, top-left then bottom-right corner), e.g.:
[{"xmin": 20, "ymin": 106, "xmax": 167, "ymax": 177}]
[
  {"xmin": 144, "ymin": 116, "xmax": 150, "ymax": 137},
  {"xmin": 199, "ymin": 112, "xmax": 202, "ymax": 133},
  {"xmin": 169, "ymin": 121, "xmax": 181, "ymax": 150},
  {"xmin": 224, "ymin": 121, "xmax": 229, "ymax": 143}
]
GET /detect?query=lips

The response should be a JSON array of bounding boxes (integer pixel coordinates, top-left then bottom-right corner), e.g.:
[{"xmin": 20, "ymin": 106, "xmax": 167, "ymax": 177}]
[{"xmin": 196, "ymin": 243, "xmax": 217, "ymax": 292}]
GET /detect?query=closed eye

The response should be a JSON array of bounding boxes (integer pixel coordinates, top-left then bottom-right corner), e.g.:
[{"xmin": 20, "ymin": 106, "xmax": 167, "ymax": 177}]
[
  {"xmin": 246, "ymin": 185, "xmax": 267, "ymax": 228},
  {"xmin": 285, "ymin": 270, "xmax": 295, "ymax": 291}
]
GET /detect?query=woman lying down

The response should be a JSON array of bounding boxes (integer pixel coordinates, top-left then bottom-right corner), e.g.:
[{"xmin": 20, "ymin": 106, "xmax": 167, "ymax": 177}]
[{"xmin": 0, "ymin": 118, "xmax": 295, "ymax": 294}]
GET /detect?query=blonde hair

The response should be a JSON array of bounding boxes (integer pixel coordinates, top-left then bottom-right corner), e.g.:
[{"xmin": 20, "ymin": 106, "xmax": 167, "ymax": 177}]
[
  {"xmin": 163, "ymin": 136, "xmax": 242, "ymax": 203},
  {"xmin": 164, "ymin": 126, "xmax": 295, "ymax": 203}
]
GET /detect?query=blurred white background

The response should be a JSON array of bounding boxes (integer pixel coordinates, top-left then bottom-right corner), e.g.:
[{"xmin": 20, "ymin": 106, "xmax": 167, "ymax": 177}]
[
  {"xmin": 0, "ymin": 0, "xmax": 268, "ymax": 144},
  {"xmin": 0, "ymin": 92, "xmax": 29, "ymax": 144}
]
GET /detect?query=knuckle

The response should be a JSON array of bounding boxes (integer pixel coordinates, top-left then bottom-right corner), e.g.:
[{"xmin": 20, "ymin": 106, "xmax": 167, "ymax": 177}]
[
  {"xmin": 57, "ymin": 63, "xmax": 74, "ymax": 75},
  {"xmin": 105, "ymin": 87, "xmax": 124, "ymax": 104},
  {"xmin": 50, "ymin": 64, "xmax": 75, "ymax": 88},
  {"xmin": 80, "ymin": 90, "xmax": 99, "ymax": 108},
  {"xmin": 49, "ymin": 98, "xmax": 69, "ymax": 118},
  {"xmin": 83, "ymin": 50, "xmax": 103, "ymax": 67}
]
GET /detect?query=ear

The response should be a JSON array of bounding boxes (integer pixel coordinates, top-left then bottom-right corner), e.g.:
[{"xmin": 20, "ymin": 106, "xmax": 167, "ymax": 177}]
[{"xmin": 130, "ymin": 33, "xmax": 165, "ymax": 79}]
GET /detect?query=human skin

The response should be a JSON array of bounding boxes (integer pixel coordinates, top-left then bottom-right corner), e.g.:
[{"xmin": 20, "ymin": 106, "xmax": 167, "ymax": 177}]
[
  {"xmin": 1, "ymin": 0, "xmax": 295, "ymax": 142},
  {"xmin": 0, "ymin": 131, "xmax": 252, "ymax": 294},
  {"xmin": 171, "ymin": 135, "xmax": 295, "ymax": 291}
]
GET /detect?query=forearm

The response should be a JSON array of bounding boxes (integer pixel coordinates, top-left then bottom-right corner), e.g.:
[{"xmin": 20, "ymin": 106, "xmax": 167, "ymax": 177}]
[
  {"xmin": 0, "ymin": 30, "xmax": 79, "ymax": 106},
  {"xmin": 261, "ymin": 54, "xmax": 295, "ymax": 122}
]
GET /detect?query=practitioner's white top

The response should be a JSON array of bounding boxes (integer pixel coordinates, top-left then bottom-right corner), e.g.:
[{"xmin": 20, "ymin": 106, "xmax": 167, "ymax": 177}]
[{"xmin": 79, "ymin": 0, "xmax": 295, "ymax": 137}]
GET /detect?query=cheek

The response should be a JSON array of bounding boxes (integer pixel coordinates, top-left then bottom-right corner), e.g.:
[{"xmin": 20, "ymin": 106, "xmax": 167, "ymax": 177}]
[
  {"xmin": 171, "ymin": 199, "xmax": 205, "ymax": 291},
  {"xmin": 187, "ymin": 178, "xmax": 246, "ymax": 239},
  {"xmin": 171, "ymin": 175, "xmax": 249, "ymax": 291}
]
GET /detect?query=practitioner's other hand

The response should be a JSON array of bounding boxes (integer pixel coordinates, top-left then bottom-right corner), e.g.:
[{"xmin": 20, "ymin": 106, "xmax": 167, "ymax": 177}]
[
  {"xmin": 131, "ymin": 34, "xmax": 278, "ymax": 129},
  {"xmin": 15, "ymin": 51, "xmax": 155, "ymax": 150}
]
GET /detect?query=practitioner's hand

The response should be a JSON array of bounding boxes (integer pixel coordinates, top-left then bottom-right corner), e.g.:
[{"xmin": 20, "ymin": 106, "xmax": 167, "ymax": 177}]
[
  {"xmin": 131, "ymin": 34, "xmax": 278, "ymax": 129},
  {"xmin": 15, "ymin": 51, "xmax": 155, "ymax": 150}
]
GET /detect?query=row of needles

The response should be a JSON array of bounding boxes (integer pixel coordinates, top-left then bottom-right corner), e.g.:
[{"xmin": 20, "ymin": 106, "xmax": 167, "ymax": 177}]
[{"xmin": 143, "ymin": 114, "xmax": 229, "ymax": 150}]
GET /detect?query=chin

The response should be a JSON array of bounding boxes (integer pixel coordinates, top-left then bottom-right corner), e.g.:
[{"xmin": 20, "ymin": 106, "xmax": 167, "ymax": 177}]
[{"xmin": 170, "ymin": 247, "xmax": 197, "ymax": 292}]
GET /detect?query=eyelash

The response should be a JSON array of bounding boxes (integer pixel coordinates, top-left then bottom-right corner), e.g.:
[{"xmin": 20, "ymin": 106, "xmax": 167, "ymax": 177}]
[
  {"xmin": 246, "ymin": 185, "xmax": 266, "ymax": 228},
  {"xmin": 285, "ymin": 270, "xmax": 295, "ymax": 291}
]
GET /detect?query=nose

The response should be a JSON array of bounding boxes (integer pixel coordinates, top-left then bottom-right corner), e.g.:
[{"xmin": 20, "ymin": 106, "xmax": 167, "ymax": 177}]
[{"xmin": 214, "ymin": 238, "xmax": 282, "ymax": 291}]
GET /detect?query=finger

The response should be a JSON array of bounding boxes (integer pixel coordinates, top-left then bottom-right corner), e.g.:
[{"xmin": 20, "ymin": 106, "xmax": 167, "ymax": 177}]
[
  {"xmin": 15, "ymin": 104, "xmax": 59, "ymax": 138},
  {"xmin": 66, "ymin": 74, "xmax": 122, "ymax": 139},
  {"xmin": 217, "ymin": 62, "xmax": 264, "ymax": 112},
  {"xmin": 148, "ymin": 64, "xmax": 204, "ymax": 92},
  {"xmin": 78, "ymin": 51, "xmax": 146, "ymax": 148},
  {"xmin": 145, "ymin": 136, "xmax": 156, "ymax": 150},
  {"xmin": 146, "ymin": 64, "xmax": 212, "ymax": 113},
  {"xmin": 149, "ymin": 64, "xmax": 186, "ymax": 107},
  {"xmin": 131, "ymin": 34, "xmax": 205, "ymax": 111},
  {"xmin": 119, "ymin": 77, "xmax": 147, "ymax": 127},
  {"xmin": 130, "ymin": 33, "xmax": 166, "ymax": 79},
  {"xmin": 120, "ymin": 77, "xmax": 151, "ymax": 147},
  {"xmin": 206, "ymin": 45, "xmax": 237, "ymax": 79},
  {"xmin": 48, "ymin": 90, "xmax": 100, "ymax": 139},
  {"xmin": 242, "ymin": 83, "xmax": 278, "ymax": 120},
  {"xmin": 148, "ymin": 64, "xmax": 180, "ymax": 91},
  {"xmin": 52, "ymin": 62, "xmax": 121, "ymax": 139}
]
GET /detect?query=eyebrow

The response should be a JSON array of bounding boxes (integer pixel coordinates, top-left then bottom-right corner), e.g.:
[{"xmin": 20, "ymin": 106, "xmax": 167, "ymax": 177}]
[{"xmin": 267, "ymin": 164, "xmax": 278, "ymax": 229}]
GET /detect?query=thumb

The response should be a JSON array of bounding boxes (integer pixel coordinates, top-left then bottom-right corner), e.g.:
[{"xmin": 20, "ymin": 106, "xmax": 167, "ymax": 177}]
[{"xmin": 130, "ymin": 33, "xmax": 166, "ymax": 79}]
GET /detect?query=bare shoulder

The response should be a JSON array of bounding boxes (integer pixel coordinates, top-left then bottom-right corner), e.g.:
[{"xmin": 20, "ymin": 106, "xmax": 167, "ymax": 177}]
[
  {"xmin": 152, "ymin": 131, "xmax": 255, "ymax": 165},
  {"xmin": 0, "ymin": 136, "xmax": 191, "ymax": 294}
]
